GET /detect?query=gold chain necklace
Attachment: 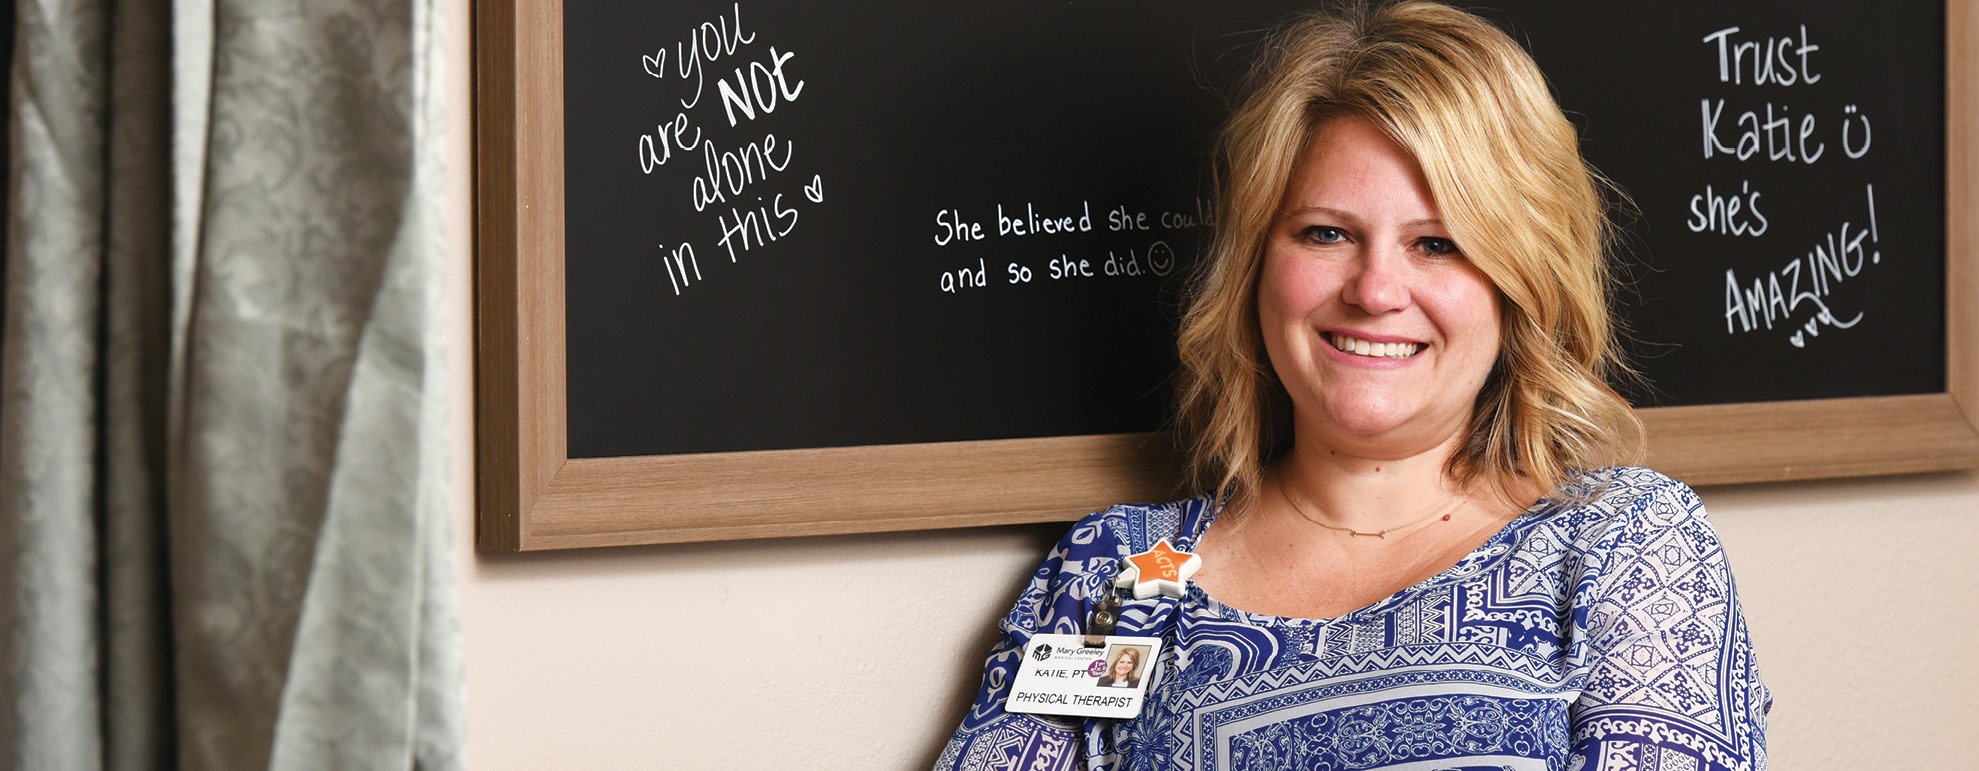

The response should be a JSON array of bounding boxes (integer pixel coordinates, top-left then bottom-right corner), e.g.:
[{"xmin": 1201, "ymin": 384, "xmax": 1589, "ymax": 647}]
[{"xmin": 1281, "ymin": 480, "xmax": 1465, "ymax": 539}]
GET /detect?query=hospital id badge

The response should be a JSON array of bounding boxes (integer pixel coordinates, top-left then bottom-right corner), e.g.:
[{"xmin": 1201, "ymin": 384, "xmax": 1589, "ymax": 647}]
[{"xmin": 1005, "ymin": 634, "xmax": 1162, "ymax": 719}]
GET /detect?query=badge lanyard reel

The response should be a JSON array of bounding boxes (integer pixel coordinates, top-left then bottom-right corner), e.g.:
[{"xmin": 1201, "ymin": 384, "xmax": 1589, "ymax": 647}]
[{"xmin": 1086, "ymin": 539, "xmax": 1199, "ymax": 641}]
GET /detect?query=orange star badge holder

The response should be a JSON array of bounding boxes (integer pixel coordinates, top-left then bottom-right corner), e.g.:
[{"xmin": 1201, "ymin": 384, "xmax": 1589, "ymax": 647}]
[{"xmin": 1113, "ymin": 538, "xmax": 1202, "ymax": 600}]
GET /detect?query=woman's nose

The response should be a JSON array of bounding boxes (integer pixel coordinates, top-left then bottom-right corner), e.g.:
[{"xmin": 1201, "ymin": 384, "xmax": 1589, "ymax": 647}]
[{"xmin": 1341, "ymin": 245, "xmax": 1410, "ymax": 313}]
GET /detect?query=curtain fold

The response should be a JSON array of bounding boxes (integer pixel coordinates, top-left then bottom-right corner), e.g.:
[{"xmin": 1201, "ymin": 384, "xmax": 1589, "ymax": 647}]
[
  {"xmin": 1, "ymin": 0, "xmax": 462, "ymax": 766},
  {"xmin": 3, "ymin": 0, "xmax": 124, "ymax": 766},
  {"xmin": 100, "ymin": 0, "xmax": 176, "ymax": 767}
]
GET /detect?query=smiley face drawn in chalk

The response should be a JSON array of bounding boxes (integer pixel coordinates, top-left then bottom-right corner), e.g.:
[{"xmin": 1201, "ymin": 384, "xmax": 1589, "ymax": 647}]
[{"xmin": 1148, "ymin": 240, "xmax": 1175, "ymax": 277}]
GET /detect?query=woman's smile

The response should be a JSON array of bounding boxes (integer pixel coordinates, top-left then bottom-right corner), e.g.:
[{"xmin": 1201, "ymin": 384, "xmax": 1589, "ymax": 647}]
[{"xmin": 1323, "ymin": 332, "xmax": 1423, "ymax": 360}]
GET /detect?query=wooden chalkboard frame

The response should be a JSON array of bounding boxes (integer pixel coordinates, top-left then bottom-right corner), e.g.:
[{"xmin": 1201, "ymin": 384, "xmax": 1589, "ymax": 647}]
[{"xmin": 473, "ymin": 0, "xmax": 1979, "ymax": 550}]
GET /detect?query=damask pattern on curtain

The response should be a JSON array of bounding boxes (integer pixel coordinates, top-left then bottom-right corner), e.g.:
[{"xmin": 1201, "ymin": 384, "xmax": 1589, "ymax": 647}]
[{"xmin": 0, "ymin": 0, "xmax": 462, "ymax": 767}]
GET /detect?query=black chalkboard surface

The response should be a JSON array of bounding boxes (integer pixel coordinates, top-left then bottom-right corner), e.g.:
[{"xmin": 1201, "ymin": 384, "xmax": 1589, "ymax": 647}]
[
  {"xmin": 562, "ymin": 2, "xmax": 1239, "ymax": 458},
  {"xmin": 561, "ymin": 0, "xmax": 1944, "ymax": 460},
  {"xmin": 474, "ymin": 0, "xmax": 1977, "ymax": 549}
]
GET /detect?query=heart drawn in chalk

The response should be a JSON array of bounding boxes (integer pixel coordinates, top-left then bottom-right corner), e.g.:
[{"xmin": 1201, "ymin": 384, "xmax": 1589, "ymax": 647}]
[
  {"xmin": 804, "ymin": 174, "xmax": 825, "ymax": 204},
  {"xmin": 641, "ymin": 52, "xmax": 665, "ymax": 78}
]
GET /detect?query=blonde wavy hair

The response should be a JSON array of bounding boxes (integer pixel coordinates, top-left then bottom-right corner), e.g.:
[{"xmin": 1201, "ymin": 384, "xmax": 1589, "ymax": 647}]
[{"xmin": 1174, "ymin": 0, "xmax": 1645, "ymax": 511}]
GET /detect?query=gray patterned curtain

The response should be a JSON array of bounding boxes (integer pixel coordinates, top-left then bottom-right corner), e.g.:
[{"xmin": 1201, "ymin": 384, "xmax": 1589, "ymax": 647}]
[{"xmin": 0, "ymin": 0, "xmax": 462, "ymax": 767}]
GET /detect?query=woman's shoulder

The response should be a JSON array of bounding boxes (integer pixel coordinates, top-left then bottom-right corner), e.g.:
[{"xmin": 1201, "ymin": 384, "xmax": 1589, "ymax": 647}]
[
  {"xmin": 1552, "ymin": 465, "xmax": 1696, "ymax": 507},
  {"xmin": 998, "ymin": 494, "xmax": 1217, "ymax": 637},
  {"xmin": 1056, "ymin": 492, "xmax": 1220, "ymax": 560},
  {"xmin": 1533, "ymin": 466, "xmax": 1724, "ymax": 564}
]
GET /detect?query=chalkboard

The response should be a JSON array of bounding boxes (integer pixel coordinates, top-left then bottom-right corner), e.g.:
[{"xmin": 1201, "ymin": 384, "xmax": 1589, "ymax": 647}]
[
  {"xmin": 561, "ymin": 1, "xmax": 1228, "ymax": 457},
  {"xmin": 475, "ymin": 0, "xmax": 1979, "ymax": 550}
]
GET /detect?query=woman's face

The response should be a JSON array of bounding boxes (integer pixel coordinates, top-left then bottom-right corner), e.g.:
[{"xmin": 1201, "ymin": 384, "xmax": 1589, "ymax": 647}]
[
  {"xmin": 1256, "ymin": 118, "xmax": 1502, "ymax": 460},
  {"xmin": 1112, "ymin": 652, "xmax": 1138, "ymax": 677}
]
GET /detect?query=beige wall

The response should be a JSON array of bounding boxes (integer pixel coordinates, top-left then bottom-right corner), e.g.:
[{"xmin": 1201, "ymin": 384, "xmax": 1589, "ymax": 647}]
[{"xmin": 445, "ymin": 4, "xmax": 1979, "ymax": 769}]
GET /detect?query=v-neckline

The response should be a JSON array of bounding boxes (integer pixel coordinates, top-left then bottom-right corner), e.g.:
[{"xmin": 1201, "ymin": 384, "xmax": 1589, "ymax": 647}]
[{"xmin": 1179, "ymin": 490, "xmax": 1560, "ymax": 627}]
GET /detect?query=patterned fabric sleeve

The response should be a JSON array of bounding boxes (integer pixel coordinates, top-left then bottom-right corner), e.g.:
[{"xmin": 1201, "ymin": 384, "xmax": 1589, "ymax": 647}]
[
  {"xmin": 1568, "ymin": 473, "xmax": 1772, "ymax": 771},
  {"xmin": 935, "ymin": 510, "xmax": 1133, "ymax": 771}
]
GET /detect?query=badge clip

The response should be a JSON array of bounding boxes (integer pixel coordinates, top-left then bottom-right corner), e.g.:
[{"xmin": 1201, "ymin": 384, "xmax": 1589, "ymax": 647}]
[{"xmin": 1083, "ymin": 594, "xmax": 1121, "ymax": 648}]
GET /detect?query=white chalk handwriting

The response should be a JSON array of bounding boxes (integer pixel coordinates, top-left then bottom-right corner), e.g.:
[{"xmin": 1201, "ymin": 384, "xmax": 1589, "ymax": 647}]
[
  {"xmin": 640, "ymin": 3, "xmax": 756, "ymax": 110},
  {"xmin": 929, "ymin": 200, "xmax": 1207, "ymax": 294},
  {"xmin": 634, "ymin": 4, "xmax": 819, "ymax": 297},
  {"xmin": 1722, "ymin": 184, "xmax": 1878, "ymax": 338},
  {"xmin": 1700, "ymin": 26, "xmax": 1821, "ymax": 87},
  {"xmin": 1694, "ymin": 24, "xmax": 1889, "ymax": 349}
]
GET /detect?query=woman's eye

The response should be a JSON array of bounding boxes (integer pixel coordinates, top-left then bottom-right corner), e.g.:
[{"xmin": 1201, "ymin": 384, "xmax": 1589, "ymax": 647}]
[
  {"xmin": 1417, "ymin": 237, "xmax": 1460, "ymax": 256},
  {"xmin": 1303, "ymin": 226, "xmax": 1346, "ymax": 244}
]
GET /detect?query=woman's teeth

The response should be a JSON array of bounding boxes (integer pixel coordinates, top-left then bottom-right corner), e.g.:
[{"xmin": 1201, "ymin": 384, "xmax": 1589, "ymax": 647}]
[{"xmin": 1329, "ymin": 334, "xmax": 1421, "ymax": 359}]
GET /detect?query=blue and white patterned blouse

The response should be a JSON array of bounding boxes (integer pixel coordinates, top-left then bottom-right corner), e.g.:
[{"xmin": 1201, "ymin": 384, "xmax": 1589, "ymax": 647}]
[{"xmin": 938, "ymin": 467, "xmax": 1770, "ymax": 770}]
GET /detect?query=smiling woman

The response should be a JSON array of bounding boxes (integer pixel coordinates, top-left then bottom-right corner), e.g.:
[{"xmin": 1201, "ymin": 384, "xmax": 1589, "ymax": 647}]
[
  {"xmin": 1257, "ymin": 117, "xmax": 1505, "ymax": 463},
  {"xmin": 937, "ymin": 2, "xmax": 1770, "ymax": 770}
]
